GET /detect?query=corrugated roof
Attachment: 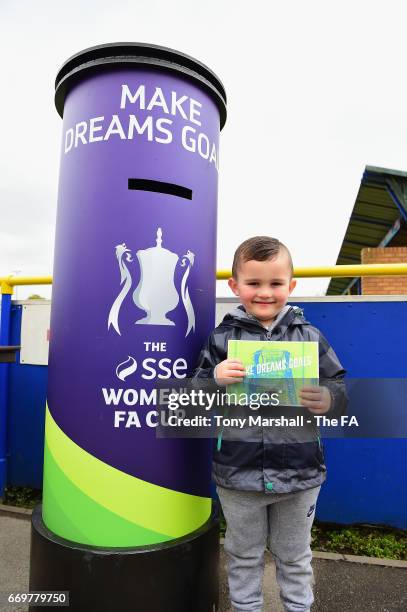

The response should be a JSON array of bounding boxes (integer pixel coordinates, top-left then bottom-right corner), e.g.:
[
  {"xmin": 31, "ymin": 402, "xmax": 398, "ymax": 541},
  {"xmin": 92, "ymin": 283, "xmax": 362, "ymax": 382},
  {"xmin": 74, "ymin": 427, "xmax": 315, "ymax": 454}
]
[{"xmin": 327, "ymin": 166, "xmax": 407, "ymax": 295}]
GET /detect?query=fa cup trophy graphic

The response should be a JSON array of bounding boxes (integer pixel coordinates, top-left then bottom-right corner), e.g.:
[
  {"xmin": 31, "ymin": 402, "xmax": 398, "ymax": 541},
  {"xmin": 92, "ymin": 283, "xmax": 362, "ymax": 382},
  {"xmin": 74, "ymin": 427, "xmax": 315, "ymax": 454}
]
[{"xmin": 108, "ymin": 227, "xmax": 196, "ymax": 337}]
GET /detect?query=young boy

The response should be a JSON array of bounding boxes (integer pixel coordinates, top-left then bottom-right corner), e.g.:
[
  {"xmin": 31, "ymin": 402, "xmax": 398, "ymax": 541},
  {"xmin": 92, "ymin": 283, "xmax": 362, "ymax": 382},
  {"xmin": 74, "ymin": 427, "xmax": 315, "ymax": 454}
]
[{"xmin": 193, "ymin": 236, "xmax": 347, "ymax": 612}]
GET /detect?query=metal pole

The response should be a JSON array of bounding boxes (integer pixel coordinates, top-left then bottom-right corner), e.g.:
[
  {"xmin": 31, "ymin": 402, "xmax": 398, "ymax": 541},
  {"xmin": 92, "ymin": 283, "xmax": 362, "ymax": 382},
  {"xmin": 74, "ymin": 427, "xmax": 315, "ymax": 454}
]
[
  {"xmin": 1, "ymin": 263, "xmax": 407, "ymax": 287},
  {"xmin": 0, "ymin": 282, "xmax": 13, "ymax": 498},
  {"xmin": 216, "ymin": 262, "xmax": 407, "ymax": 280}
]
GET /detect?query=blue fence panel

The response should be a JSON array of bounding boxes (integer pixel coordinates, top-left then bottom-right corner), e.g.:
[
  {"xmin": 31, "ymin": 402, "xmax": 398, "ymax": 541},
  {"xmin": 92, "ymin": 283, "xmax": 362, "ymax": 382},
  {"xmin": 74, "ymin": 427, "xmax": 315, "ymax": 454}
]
[
  {"xmin": 5, "ymin": 297, "xmax": 407, "ymax": 527},
  {"xmin": 296, "ymin": 299, "xmax": 407, "ymax": 528},
  {"xmin": 7, "ymin": 304, "xmax": 47, "ymax": 488}
]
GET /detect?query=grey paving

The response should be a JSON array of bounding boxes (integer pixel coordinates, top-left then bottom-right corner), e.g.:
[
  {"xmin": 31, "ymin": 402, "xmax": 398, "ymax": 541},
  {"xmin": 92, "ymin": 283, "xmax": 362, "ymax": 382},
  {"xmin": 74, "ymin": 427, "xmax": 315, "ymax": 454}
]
[
  {"xmin": 0, "ymin": 515, "xmax": 30, "ymax": 612},
  {"xmin": 312, "ymin": 557, "xmax": 407, "ymax": 612},
  {"xmin": 0, "ymin": 513, "xmax": 406, "ymax": 611},
  {"xmin": 219, "ymin": 548, "xmax": 407, "ymax": 611}
]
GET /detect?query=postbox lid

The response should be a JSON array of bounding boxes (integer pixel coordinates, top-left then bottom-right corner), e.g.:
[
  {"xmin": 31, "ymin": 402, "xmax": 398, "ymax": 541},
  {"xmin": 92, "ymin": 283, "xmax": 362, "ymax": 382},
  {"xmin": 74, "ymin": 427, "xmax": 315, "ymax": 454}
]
[{"xmin": 55, "ymin": 42, "xmax": 227, "ymax": 129}]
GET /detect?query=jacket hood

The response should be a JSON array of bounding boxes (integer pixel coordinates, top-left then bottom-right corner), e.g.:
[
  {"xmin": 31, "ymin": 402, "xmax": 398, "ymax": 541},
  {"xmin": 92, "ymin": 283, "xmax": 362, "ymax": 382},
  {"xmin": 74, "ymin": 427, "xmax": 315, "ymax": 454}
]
[{"xmin": 220, "ymin": 304, "xmax": 309, "ymax": 332}]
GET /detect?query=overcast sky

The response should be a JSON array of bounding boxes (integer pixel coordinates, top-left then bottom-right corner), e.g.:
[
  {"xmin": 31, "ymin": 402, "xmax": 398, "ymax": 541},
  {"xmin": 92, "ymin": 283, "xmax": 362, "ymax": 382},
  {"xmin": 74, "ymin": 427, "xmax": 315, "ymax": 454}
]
[{"xmin": 1, "ymin": 0, "xmax": 407, "ymax": 300}]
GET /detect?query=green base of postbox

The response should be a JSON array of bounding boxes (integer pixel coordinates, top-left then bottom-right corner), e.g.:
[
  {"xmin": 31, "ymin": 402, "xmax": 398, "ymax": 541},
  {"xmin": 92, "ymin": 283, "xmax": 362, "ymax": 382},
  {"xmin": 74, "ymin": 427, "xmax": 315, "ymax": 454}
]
[
  {"xmin": 42, "ymin": 405, "xmax": 212, "ymax": 547},
  {"xmin": 29, "ymin": 504, "xmax": 219, "ymax": 612}
]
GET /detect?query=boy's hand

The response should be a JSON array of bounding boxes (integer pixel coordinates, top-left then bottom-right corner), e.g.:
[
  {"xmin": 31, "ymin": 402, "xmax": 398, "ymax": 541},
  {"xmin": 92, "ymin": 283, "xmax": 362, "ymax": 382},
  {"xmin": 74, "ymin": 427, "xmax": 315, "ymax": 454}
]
[
  {"xmin": 299, "ymin": 386, "xmax": 332, "ymax": 414},
  {"xmin": 214, "ymin": 359, "xmax": 245, "ymax": 385}
]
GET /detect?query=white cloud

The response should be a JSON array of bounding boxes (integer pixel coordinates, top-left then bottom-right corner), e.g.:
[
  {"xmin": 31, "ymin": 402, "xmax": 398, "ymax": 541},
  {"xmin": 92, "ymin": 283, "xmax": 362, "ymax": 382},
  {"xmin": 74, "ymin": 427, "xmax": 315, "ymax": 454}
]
[{"xmin": 1, "ymin": 0, "xmax": 407, "ymax": 299}]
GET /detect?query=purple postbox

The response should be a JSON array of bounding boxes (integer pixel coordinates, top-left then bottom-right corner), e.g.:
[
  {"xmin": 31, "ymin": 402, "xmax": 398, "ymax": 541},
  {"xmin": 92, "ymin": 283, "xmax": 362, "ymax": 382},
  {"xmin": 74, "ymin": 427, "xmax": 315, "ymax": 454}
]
[{"xmin": 29, "ymin": 43, "xmax": 226, "ymax": 612}]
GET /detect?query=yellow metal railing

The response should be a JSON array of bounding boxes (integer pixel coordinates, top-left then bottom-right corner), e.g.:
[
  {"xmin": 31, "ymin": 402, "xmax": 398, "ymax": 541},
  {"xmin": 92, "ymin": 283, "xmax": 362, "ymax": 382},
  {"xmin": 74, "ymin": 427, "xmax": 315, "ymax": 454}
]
[
  {"xmin": 216, "ymin": 263, "xmax": 407, "ymax": 280},
  {"xmin": 1, "ymin": 264, "xmax": 407, "ymax": 293},
  {"xmin": 0, "ymin": 277, "xmax": 53, "ymax": 294}
]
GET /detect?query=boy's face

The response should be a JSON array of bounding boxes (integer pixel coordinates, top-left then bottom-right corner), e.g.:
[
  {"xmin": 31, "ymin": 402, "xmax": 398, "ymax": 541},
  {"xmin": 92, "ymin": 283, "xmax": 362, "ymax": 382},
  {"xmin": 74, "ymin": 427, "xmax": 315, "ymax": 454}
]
[{"xmin": 228, "ymin": 253, "xmax": 296, "ymax": 327}]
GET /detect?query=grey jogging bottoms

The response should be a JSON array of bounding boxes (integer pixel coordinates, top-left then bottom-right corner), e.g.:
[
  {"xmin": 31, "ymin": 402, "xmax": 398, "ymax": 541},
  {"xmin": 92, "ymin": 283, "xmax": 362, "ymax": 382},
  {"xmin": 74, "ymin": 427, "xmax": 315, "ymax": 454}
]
[{"xmin": 217, "ymin": 485, "xmax": 321, "ymax": 612}]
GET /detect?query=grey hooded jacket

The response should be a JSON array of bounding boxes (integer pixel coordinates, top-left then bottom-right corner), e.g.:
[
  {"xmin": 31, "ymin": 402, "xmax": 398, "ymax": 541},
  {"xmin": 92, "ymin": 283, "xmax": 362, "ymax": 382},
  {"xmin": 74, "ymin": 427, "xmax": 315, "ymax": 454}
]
[{"xmin": 192, "ymin": 305, "xmax": 348, "ymax": 494}]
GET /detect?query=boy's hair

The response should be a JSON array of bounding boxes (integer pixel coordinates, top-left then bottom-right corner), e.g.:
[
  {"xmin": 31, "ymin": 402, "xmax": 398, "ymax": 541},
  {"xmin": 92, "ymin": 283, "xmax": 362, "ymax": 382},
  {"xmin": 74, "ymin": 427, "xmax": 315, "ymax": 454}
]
[{"xmin": 232, "ymin": 236, "xmax": 294, "ymax": 278}]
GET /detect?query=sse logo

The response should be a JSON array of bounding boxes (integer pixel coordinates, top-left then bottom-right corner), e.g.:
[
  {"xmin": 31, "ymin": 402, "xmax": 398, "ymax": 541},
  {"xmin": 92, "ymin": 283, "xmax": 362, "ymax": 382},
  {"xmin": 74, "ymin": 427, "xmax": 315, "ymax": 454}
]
[{"xmin": 116, "ymin": 355, "xmax": 187, "ymax": 381}]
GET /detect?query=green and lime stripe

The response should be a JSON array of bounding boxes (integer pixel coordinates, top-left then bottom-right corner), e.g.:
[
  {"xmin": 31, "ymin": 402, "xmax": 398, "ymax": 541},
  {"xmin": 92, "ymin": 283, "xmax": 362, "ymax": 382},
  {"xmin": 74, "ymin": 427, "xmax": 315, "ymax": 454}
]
[{"xmin": 42, "ymin": 405, "xmax": 211, "ymax": 547}]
